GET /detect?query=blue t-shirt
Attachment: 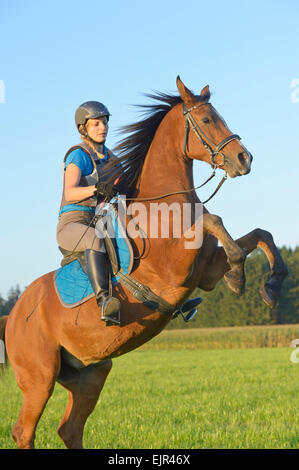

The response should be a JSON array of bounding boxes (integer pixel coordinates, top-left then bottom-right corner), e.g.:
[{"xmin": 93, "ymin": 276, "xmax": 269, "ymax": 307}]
[
  {"xmin": 64, "ymin": 148, "xmax": 94, "ymax": 175},
  {"xmin": 59, "ymin": 146, "xmax": 108, "ymax": 215}
]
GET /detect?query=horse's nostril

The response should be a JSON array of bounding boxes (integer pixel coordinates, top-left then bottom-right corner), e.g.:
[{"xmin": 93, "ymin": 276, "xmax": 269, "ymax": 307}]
[{"xmin": 238, "ymin": 152, "xmax": 248, "ymax": 165}]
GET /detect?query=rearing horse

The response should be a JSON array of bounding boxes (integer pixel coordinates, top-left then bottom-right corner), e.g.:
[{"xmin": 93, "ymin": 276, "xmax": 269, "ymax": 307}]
[{"xmin": 1, "ymin": 77, "xmax": 288, "ymax": 449}]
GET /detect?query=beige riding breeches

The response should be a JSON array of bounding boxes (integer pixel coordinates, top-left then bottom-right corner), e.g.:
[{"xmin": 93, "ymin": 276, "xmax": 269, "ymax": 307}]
[{"xmin": 56, "ymin": 210, "xmax": 106, "ymax": 253}]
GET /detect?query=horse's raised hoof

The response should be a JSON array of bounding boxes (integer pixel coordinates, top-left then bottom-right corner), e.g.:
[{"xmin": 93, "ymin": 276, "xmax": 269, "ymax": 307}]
[
  {"xmin": 260, "ymin": 267, "xmax": 288, "ymax": 309},
  {"xmin": 224, "ymin": 269, "xmax": 245, "ymax": 296},
  {"xmin": 259, "ymin": 284, "xmax": 279, "ymax": 309}
]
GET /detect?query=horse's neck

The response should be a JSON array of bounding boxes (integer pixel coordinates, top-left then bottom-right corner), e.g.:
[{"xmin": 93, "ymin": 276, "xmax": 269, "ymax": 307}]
[
  {"xmin": 131, "ymin": 113, "xmax": 200, "ymax": 303},
  {"xmin": 137, "ymin": 116, "xmax": 195, "ymax": 202}
]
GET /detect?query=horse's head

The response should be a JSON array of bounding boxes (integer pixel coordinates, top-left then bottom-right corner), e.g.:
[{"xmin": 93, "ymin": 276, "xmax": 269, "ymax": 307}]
[{"xmin": 176, "ymin": 76, "xmax": 252, "ymax": 178}]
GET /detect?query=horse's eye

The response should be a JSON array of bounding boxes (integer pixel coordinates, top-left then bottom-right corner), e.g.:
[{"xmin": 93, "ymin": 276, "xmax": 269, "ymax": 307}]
[{"xmin": 202, "ymin": 117, "xmax": 210, "ymax": 124}]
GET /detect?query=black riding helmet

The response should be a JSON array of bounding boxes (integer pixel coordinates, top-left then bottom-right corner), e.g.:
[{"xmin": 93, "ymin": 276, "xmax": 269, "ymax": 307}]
[{"xmin": 75, "ymin": 101, "xmax": 111, "ymax": 134}]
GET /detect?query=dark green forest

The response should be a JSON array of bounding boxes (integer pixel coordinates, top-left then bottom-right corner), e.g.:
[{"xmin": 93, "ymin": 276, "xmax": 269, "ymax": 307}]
[
  {"xmin": 1, "ymin": 247, "xmax": 298, "ymax": 328},
  {"xmin": 0, "ymin": 285, "xmax": 21, "ymax": 317}
]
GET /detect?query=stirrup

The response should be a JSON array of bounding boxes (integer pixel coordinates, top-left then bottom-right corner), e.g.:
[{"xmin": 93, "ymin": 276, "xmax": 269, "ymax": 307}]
[
  {"xmin": 99, "ymin": 296, "xmax": 121, "ymax": 325},
  {"xmin": 172, "ymin": 297, "xmax": 202, "ymax": 322}
]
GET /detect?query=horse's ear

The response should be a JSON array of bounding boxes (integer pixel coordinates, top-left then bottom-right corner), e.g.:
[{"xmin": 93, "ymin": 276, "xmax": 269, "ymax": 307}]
[
  {"xmin": 200, "ymin": 85, "xmax": 211, "ymax": 102},
  {"xmin": 176, "ymin": 75, "xmax": 194, "ymax": 104}
]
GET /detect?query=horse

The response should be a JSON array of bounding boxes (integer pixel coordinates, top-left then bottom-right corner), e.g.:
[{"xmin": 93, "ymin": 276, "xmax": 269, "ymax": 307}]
[{"xmin": 1, "ymin": 76, "xmax": 288, "ymax": 449}]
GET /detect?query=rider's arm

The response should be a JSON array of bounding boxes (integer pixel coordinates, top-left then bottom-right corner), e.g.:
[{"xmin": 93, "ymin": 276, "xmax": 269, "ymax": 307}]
[{"xmin": 64, "ymin": 163, "xmax": 95, "ymax": 202}]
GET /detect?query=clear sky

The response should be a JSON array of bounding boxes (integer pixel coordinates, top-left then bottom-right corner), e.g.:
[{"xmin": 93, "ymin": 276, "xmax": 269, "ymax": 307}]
[{"xmin": 0, "ymin": 0, "xmax": 298, "ymax": 298}]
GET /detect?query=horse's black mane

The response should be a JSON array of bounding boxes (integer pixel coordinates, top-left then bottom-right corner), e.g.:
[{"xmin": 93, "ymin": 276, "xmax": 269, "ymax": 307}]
[
  {"xmin": 101, "ymin": 90, "xmax": 206, "ymax": 197},
  {"xmin": 100, "ymin": 92, "xmax": 183, "ymax": 197}
]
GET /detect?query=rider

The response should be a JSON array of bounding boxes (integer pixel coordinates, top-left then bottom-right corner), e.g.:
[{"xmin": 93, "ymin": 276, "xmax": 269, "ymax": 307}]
[{"xmin": 56, "ymin": 101, "xmax": 121, "ymax": 324}]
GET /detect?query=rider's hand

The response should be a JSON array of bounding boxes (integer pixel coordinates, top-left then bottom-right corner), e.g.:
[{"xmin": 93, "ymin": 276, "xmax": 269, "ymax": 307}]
[{"xmin": 94, "ymin": 180, "xmax": 118, "ymax": 201}]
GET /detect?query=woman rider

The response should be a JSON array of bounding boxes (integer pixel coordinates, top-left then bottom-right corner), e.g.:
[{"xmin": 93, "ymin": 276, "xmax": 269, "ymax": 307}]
[{"xmin": 56, "ymin": 101, "xmax": 121, "ymax": 325}]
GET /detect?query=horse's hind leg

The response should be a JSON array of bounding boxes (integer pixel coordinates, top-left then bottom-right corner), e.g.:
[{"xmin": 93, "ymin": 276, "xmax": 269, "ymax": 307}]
[
  {"xmin": 12, "ymin": 384, "xmax": 55, "ymax": 449},
  {"xmin": 57, "ymin": 359, "xmax": 112, "ymax": 449},
  {"xmin": 10, "ymin": 352, "xmax": 59, "ymax": 449}
]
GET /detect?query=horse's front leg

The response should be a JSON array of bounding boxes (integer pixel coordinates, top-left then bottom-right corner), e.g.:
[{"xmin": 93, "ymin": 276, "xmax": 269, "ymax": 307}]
[
  {"xmin": 202, "ymin": 214, "xmax": 246, "ymax": 296},
  {"xmin": 198, "ymin": 227, "xmax": 288, "ymax": 309},
  {"xmin": 235, "ymin": 228, "xmax": 288, "ymax": 308}
]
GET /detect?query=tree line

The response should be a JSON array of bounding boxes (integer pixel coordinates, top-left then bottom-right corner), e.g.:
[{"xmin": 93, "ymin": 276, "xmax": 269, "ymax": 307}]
[
  {"xmin": 1, "ymin": 247, "xmax": 298, "ymax": 328},
  {"xmin": 0, "ymin": 285, "xmax": 21, "ymax": 317}
]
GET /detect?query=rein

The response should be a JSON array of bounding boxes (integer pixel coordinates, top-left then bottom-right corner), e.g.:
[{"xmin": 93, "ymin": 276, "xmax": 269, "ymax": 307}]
[{"xmin": 124, "ymin": 169, "xmax": 225, "ymax": 204}]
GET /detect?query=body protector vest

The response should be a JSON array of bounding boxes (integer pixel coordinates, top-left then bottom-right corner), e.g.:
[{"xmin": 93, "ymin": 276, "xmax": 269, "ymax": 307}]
[{"xmin": 59, "ymin": 141, "xmax": 116, "ymax": 210}]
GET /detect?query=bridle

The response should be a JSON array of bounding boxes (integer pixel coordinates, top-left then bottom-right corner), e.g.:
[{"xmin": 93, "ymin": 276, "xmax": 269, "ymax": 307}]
[
  {"xmin": 183, "ymin": 101, "xmax": 241, "ymax": 170},
  {"xmin": 125, "ymin": 101, "xmax": 243, "ymax": 204}
]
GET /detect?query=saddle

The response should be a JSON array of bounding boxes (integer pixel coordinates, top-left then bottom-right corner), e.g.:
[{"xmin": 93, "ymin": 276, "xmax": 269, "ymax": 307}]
[{"xmin": 54, "ymin": 200, "xmax": 202, "ymax": 321}]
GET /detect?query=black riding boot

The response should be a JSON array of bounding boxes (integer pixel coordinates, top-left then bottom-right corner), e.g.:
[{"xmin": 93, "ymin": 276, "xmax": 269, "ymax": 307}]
[{"xmin": 84, "ymin": 249, "xmax": 121, "ymax": 325}]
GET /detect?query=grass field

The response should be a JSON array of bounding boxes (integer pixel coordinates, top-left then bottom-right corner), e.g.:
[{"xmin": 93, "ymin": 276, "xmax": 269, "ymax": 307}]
[
  {"xmin": 1, "ymin": 325, "xmax": 299, "ymax": 449},
  {"xmin": 144, "ymin": 324, "xmax": 299, "ymax": 350}
]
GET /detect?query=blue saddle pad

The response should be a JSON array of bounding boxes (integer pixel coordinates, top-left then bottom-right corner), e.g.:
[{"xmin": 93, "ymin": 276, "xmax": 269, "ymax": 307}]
[{"xmin": 54, "ymin": 203, "xmax": 134, "ymax": 308}]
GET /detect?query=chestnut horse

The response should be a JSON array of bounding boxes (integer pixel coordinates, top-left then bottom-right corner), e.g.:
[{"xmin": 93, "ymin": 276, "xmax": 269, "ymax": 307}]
[{"xmin": 1, "ymin": 77, "xmax": 288, "ymax": 449}]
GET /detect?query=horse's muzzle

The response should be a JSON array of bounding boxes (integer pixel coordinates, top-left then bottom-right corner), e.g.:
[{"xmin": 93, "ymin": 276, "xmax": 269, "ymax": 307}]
[
  {"xmin": 239, "ymin": 151, "xmax": 253, "ymax": 174},
  {"xmin": 228, "ymin": 151, "xmax": 253, "ymax": 177}
]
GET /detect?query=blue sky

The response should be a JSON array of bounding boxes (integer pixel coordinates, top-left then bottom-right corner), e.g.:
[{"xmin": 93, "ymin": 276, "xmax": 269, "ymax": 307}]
[{"xmin": 0, "ymin": 0, "xmax": 298, "ymax": 297}]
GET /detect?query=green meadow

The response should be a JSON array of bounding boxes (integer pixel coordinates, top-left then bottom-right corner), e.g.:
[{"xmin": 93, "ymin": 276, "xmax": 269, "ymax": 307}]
[{"xmin": 1, "ymin": 325, "xmax": 299, "ymax": 449}]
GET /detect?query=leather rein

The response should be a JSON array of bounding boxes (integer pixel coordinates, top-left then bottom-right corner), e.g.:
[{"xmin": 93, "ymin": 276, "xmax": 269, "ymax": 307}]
[{"xmin": 126, "ymin": 101, "xmax": 241, "ymax": 204}]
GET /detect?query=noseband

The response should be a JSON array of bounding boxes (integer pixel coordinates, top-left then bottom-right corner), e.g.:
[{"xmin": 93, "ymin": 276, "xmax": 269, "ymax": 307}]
[{"xmin": 183, "ymin": 102, "xmax": 241, "ymax": 169}]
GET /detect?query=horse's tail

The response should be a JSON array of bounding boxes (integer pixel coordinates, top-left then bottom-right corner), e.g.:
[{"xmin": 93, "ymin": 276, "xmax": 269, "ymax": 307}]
[{"xmin": 0, "ymin": 315, "xmax": 8, "ymax": 373}]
